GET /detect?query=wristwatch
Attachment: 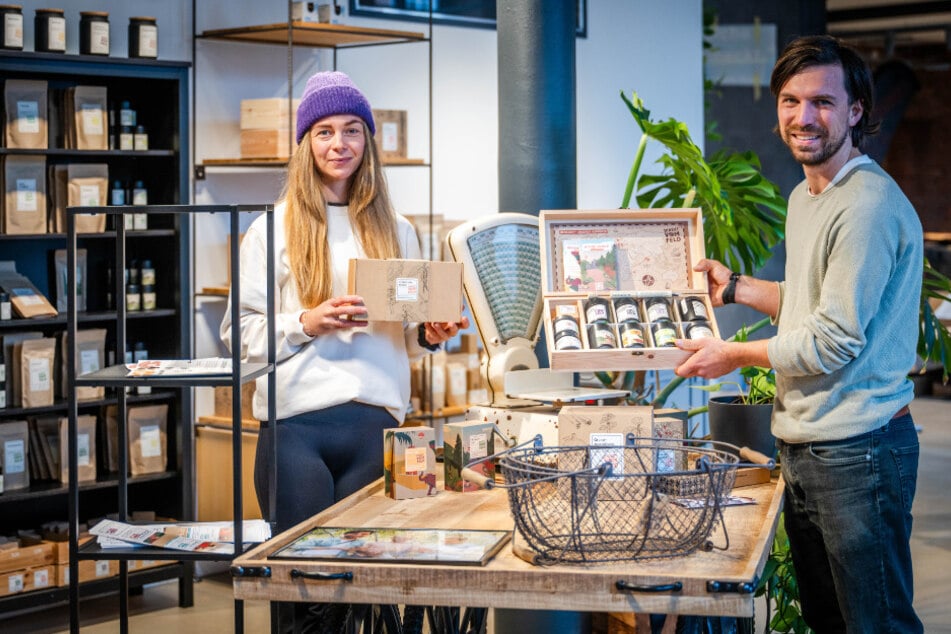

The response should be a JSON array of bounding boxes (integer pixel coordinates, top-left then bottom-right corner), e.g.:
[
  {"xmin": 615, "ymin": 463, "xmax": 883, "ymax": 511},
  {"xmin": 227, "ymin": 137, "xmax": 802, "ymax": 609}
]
[{"xmin": 722, "ymin": 272, "xmax": 741, "ymax": 305}]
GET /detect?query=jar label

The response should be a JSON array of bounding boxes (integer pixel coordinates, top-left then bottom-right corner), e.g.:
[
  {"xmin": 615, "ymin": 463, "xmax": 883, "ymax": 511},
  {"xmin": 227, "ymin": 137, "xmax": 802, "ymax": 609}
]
[
  {"xmin": 620, "ymin": 327, "xmax": 644, "ymax": 348},
  {"xmin": 614, "ymin": 302, "xmax": 639, "ymax": 322},
  {"xmin": 688, "ymin": 325, "xmax": 715, "ymax": 339},
  {"xmin": 646, "ymin": 302, "xmax": 669, "ymax": 322},
  {"xmin": 120, "ymin": 108, "xmax": 136, "ymax": 127},
  {"xmin": 89, "ymin": 21, "xmax": 109, "ymax": 54},
  {"xmin": 585, "ymin": 303, "xmax": 609, "ymax": 323},
  {"xmin": 49, "ymin": 17, "xmax": 66, "ymax": 50},
  {"xmin": 652, "ymin": 327, "xmax": 676, "ymax": 347},
  {"xmin": 134, "ymin": 133, "xmax": 148, "ymax": 150},
  {"xmin": 138, "ymin": 24, "xmax": 158, "ymax": 57},
  {"xmin": 4, "ymin": 14, "xmax": 23, "ymax": 48},
  {"xmin": 132, "ymin": 188, "xmax": 148, "ymax": 205}
]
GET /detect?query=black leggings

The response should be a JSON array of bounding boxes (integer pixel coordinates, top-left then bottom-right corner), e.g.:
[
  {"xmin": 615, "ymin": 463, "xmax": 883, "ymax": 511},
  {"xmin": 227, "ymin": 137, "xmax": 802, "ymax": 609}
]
[{"xmin": 253, "ymin": 401, "xmax": 396, "ymax": 532}]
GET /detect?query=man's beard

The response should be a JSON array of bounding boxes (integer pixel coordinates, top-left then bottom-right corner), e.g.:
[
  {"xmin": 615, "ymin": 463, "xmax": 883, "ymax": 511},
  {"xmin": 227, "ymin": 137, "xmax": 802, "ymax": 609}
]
[{"xmin": 783, "ymin": 124, "xmax": 849, "ymax": 167}]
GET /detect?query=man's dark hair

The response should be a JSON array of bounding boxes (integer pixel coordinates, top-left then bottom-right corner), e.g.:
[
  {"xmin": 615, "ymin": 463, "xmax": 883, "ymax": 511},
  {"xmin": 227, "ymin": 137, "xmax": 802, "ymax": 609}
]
[{"xmin": 770, "ymin": 35, "xmax": 879, "ymax": 149}]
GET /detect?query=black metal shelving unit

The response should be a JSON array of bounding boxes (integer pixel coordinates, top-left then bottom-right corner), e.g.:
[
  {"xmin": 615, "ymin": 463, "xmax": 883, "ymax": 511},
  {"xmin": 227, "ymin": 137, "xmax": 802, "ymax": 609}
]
[{"xmin": 65, "ymin": 204, "xmax": 275, "ymax": 634}]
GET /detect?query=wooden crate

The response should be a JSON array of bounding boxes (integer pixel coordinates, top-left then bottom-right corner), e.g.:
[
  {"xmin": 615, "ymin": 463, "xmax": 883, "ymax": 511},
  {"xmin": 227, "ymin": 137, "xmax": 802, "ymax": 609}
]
[
  {"xmin": 240, "ymin": 128, "xmax": 294, "ymax": 159},
  {"xmin": 539, "ymin": 209, "xmax": 720, "ymax": 371},
  {"xmin": 239, "ymin": 98, "xmax": 299, "ymax": 131}
]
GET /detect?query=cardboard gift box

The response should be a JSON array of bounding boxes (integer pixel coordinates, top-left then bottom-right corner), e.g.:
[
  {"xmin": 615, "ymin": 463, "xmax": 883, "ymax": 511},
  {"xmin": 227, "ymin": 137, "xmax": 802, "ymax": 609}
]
[
  {"xmin": 348, "ymin": 258, "xmax": 463, "ymax": 323},
  {"xmin": 539, "ymin": 209, "xmax": 720, "ymax": 371},
  {"xmin": 443, "ymin": 420, "xmax": 496, "ymax": 492},
  {"xmin": 383, "ymin": 426, "xmax": 437, "ymax": 499}
]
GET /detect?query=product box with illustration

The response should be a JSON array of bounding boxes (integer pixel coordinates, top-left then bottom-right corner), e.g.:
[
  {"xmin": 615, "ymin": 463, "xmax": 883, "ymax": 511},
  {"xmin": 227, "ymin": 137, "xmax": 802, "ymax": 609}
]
[
  {"xmin": 443, "ymin": 420, "xmax": 496, "ymax": 492},
  {"xmin": 539, "ymin": 209, "xmax": 720, "ymax": 371},
  {"xmin": 348, "ymin": 258, "xmax": 463, "ymax": 323},
  {"xmin": 383, "ymin": 426, "xmax": 438, "ymax": 499}
]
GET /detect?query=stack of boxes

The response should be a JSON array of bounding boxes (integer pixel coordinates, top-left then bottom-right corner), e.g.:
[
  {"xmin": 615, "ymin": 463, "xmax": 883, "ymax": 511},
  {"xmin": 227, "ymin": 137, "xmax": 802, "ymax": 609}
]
[{"xmin": 239, "ymin": 98, "xmax": 299, "ymax": 160}]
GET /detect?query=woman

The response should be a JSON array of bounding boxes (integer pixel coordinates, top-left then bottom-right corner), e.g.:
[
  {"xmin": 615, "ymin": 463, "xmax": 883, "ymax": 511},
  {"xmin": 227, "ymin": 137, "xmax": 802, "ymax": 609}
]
[{"xmin": 221, "ymin": 71, "xmax": 465, "ymax": 532}]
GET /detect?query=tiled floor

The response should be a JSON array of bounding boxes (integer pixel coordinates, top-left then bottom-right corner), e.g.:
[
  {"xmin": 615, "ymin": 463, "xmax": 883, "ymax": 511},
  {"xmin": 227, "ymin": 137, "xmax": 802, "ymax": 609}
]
[{"xmin": 3, "ymin": 397, "xmax": 950, "ymax": 633}]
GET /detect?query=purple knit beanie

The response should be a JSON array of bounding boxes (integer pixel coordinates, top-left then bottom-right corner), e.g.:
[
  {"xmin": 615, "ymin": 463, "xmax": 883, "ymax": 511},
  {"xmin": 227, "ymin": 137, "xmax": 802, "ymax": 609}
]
[{"xmin": 296, "ymin": 71, "xmax": 376, "ymax": 143}]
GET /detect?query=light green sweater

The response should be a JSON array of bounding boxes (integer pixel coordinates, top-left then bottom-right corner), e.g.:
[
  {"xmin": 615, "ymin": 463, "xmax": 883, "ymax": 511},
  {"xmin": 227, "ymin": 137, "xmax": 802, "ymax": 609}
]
[{"xmin": 767, "ymin": 158, "xmax": 922, "ymax": 443}]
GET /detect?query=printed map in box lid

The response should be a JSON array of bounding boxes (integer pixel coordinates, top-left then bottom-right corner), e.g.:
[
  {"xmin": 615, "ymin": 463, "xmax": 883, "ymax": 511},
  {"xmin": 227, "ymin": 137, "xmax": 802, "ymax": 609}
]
[{"xmin": 539, "ymin": 209, "xmax": 707, "ymax": 295}]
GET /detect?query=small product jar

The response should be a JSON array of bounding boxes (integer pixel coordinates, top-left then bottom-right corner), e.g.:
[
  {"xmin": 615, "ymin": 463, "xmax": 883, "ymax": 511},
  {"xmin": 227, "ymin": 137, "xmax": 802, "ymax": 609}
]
[
  {"xmin": 34, "ymin": 8, "xmax": 66, "ymax": 52},
  {"xmin": 583, "ymin": 296, "xmax": 611, "ymax": 324},
  {"xmin": 684, "ymin": 320, "xmax": 715, "ymax": 340},
  {"xmin": 140, "ymin": 259, "xmax": 155, "ymax": 286},
  {"xmin": 552, "ymin": 314, "xmax": 582, "ymax": 351},
  {"xmin": 650, "ymin": 319, "xmax": 678, "ymax": 348},
  {"xmin": 133, "ymin": 125, "xmax": 148, "ymax": 150},
  {"xmin": 126, "ymin": 284, "xmax": 141, "ymax": 312},
  {"xmin": 618, "ymin": 321, "xmax": 646, "ymax": 349},
  {"xmin": 644, "ymin": 297, "xmax": 673, "ymax": 323},
  {"xmin": 1, "ymin": 4, "xmax": 23, "ymax": 50},
  {"xmin": 79, "ymin": 11, "xmax": 109, "ymax": 56},
  {"xmin": 678, "ymin": 295, "xmax": 709, "ymax": 322},
  {"xmin": 119, "ymin": 125, "xmax": 134, "ymax": 150},
  {"xmin": 141, "ymin": 284, "xmax": 156, "ymax": 311},
  {"xmin": 613, "ymin": 296, "xmax": 641, "ymax": 324},
  {"xmin": 128, "ymin": 16, "xmax": 157, "ymax": 59},
  {"xmin": 586, "ymin": 322, "xmax": 617, "ymax": 349}
]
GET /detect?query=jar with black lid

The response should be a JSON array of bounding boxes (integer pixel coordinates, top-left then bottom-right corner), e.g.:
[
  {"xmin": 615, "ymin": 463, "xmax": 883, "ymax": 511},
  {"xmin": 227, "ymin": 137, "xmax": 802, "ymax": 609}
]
[
  {"xmin": 684, "ymin": 320, "xmax": 715, "ymax": 340},
  {"xmin": 552, "ymin": 315, "xmax": 582, "ymax": 351},
  {"xmin": 79, "ymin": 11, "xmax": 109, "ymax": 56},
  {"xmin": 586, "ymin": 322, "xmax": 617, "ymax": 349},
  {"xmin": 618, "ymin": 321, "xmax": 646, "ymax": 349},
  {"xmin": 34, "ymin": 8, "xmax": 65, "ymax": 53},
  {"xmin": 678, "ymin": 295, "xmax": 709, "ymax": 322},
  {"xmin": 128, "ymin": 16, "xmax": 157, "ymax": 59},
  {"xmin": 650, "ymin": 319, "xmax": 677, "ymax": 348},
  {"xmin": 1, "ymin": 5, "xmax": 23, "ymax": 50},
  {"xmin": 613, "ymin": 296, "xmax": 641, "ymax": 324},
  {"xmin": 644, "ymin": 297, "xmax": 673, "ymax": 324},
  {"xmin": 583, "ymin": 296, "xmax": 611, "ymax": 325}
]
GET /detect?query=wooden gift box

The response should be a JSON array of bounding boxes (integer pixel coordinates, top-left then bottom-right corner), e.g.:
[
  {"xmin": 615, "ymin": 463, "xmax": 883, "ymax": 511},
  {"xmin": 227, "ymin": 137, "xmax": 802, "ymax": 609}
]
[{"xmin": 539, "ymin": 209, "xmax": 720, "ymax": 371}]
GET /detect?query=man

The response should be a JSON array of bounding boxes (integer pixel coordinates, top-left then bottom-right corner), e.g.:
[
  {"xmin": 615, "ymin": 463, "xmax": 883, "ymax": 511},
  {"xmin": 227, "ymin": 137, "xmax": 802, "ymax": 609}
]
[{"xmin": 675, "ymin": 35, "xmax": 923, "ymax": 633}]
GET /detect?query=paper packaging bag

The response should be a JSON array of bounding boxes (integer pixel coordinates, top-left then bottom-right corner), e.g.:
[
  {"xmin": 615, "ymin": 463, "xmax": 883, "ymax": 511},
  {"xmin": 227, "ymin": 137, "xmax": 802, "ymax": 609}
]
[
  {"xmin": 347, "ymin": 258, "xmax": 463, "ymax": 323},
  {"xmin": 58, "ymin": 415, "xmax": 97, "ymax": 483},
  {"xmin": 33, "ymin": 416, "xmax": 61, "ymax": 481},
  {"xmin": 65, "ymin": 164, "xmax": 108, "ymax": 233},
  {"xmin": 383, "ymin": 426, "xmax": 437, "ymax": 499},
  {"xmin": 443, "ymin": 420, "xmax": 495, "ymax": 492},
  {"xmin": 0, "ymin": 420, "xmax": 31, "ymax": 490},
  {"xmin": 0, "ymin": 261, "xmax": 58, "ymax": 318},
  {"xmin": 72, "ymin": 86, "xmax": 107, "ymax": 151},
  {"xmin": 54, "ymin": 249, "xmax": 87, "ymax": 313},
  {"xmin": 4, "ymin": 79, "xmax": 48, "ymax": 149},
  {"xmin": 58, "ymin": 328, "xmax": 105, "ymax": 401},
  {"xmin": 19, "ymin": 337, "xmax": 56, "ymax": 408},
  {"xmin": 128, "ymin": 404, "xmax": 168, "ymax": 476},
  {"xmin": 3, "ymin": 155, "xmax": 47, "ymax": 235},
  {"xmin": 3, "ymin": 330, "xmax": 42, "ymax": 407}
]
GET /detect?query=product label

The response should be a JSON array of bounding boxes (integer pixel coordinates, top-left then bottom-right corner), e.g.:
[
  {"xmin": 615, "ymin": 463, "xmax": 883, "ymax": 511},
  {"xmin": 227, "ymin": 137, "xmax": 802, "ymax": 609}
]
[
  {"xmin": 647, "ymin": 302, "xmax": 670, "ymax": 322},
  {"xmin": 77, "ymin": 433, "xmax": 91, "ymax": 466},
  {"xmin": 141, "ymin": 268, "xmax": 155, "ymax": 285},
  {"xmin": 119, "ymin": 132, "xmax": 134, "ymax": 150},
  {"xmin": 28, "ymin": 357, "xmax": 51, "ymax": 391},
  {"xmin": 403, "ymin": 446, "xmax": 427, "ymax": 475},
  {"xmin": 4, "ymin": 439, "xmax": 26, "ymax": 474},
  {"xmin": 111, "ymin": 188, "xmax": 125, "ymax": 205},
  {"xmin": 140, "ymin": 425, "xmax": 162, "ymax": 458},
  {"xmin": 81, "ymin": 103, "xmax": 104, "ymax": 136},
  {"xmin": 33, "ymin": 568, "xmax": 51, "ymax": 588},
  {"xmin": 12, "ymin": 287, "xmax": 41, "ymax": 305},
  {"xmin": 589, "ymin": 432, "xmax": 625, "ymax": 478},
  {"xmin": 620, "ymin": 327, "xmax": 645, "ymax": 348},
  {"xmin": 585, "ymin": 304, "xmax": 609, "ymax": 323},
  {"xmin": 381, "ymin": 121, "xmax": 399, "ymax": 152},
  {"xmin": 80, "ymin": 349, "xmax": 100, "ymax": 375},
  {"xmin": 48, "ymin": 17, "xmax": 66, "ymax": 50},
  {"xmin": 16, "ymin": 101, "xmax": 38, "ymax": 133},
  {"xmin": 79, "ymin": 184, "xmax": 100, "ymax": 206},
  {"xmin": 468, "ymin": 432, "xmax": 488, "ymax": 459},
  {"xmin": 89, "ymin": 21, "xmax": 109, "ymax": 54},
  {"xmin": 95, "ymin": 561, "xmax": 110, "ymax": 577},
  {"xmin": 395, "ymin": 277, "xmax": 419, "ymax": 302},
  {"xmin": 8, "ymin": 573, "xmax": 24, "ymax": 594},
  {"xmin": 133, "ymin": 213, "xmax": 148, "ymax": 230},
  {"xmin": 138, "ymin": 24, "xmax": 158, "ymax": 57},
  {"xmin": 133, "ymin": 133, "xmax": 148, "ymax": 151},
  {"xmin": 614, "ymin": 302, "xmax": 639, "ymax": 323},
  {"xmin": 132, "ymin": 188, "xmax": 148, "ymax": 205},
  {"xmin": 15, "ymin": 178, "xmax": 37, "ymax": 212},
  {"xmin": 4, "ymin": 13, "xmax": 23, "ymax": 48}
]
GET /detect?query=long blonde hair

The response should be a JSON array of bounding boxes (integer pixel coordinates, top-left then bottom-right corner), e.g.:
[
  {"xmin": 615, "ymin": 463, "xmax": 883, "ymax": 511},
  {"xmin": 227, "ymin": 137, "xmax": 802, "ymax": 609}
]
[{"xmin": 283, "ymin": 121, "xmax": 401, "ymax": 307}]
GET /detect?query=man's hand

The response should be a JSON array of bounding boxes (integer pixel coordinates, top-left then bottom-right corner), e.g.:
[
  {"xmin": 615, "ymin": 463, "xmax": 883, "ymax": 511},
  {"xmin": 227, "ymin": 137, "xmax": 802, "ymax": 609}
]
[
  {"xmin": 674, "ymin": 337, "xmax": 739, "ymax": 379},
  {"xmin": 695, "ymin": 258, "xmax": 734, "ymax": 307}
]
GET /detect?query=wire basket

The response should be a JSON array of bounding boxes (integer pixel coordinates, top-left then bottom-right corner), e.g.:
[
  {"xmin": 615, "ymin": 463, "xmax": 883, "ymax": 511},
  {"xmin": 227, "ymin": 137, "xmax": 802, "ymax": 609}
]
[{"xmin": 487, "ymin": 438, "xmax": 749, "ymax": 564}]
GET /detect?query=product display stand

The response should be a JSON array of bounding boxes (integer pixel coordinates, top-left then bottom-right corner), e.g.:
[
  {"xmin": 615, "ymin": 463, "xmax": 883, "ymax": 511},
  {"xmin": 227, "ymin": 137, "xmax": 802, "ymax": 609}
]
[{"xmin": 66, "ymin": 204, "xmax": 275, "ymax": 634}]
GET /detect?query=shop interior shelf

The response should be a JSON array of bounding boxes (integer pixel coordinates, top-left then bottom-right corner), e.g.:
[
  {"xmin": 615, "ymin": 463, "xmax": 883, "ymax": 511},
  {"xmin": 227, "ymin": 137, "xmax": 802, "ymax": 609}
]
[{"xmin": 198, "ymin": 21, "xmax": 426, "ymax": 48}]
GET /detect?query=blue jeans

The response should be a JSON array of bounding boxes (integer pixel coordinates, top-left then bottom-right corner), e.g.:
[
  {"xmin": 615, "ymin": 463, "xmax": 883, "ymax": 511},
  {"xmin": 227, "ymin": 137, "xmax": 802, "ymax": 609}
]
[{"xmin": 778, "ymin": 413, "xmax": 922, "ymax": 633}]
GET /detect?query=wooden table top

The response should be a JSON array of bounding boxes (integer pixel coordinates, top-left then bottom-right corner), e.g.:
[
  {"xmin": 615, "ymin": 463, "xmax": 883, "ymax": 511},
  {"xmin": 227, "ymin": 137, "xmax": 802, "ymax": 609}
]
[{"xmin": 232, "ymin": 473, "xmax": 783, "ymax": 617}]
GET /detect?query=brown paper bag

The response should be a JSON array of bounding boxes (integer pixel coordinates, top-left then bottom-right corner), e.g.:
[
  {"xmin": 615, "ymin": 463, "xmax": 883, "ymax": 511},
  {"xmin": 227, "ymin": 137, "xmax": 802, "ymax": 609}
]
[
  {"xmin": 3, "ymin": 155, "xmax": 47, "ymax": 234},
  {"xmin": 0, "ymin": 420, "xmax": 31, "ymax": 490},
  {"xmin": 66, "ymin": 164, "xmax": 108, "ymax": 233},
  {"xmin": 54, "ymin": 248, "xmax": 87, "ymax": 313},
  {"xmin": 58, "ymin": 414, "xmax": 97, "ymax": 483},
  {"xmin": 72, "ymin": 86, "xmax": 107, "ymax": 150},
  {"xmin": 128, "ymin": 404, "xmax": 168, "ymax": 476},
  {"xmin": 20, "ymin": 337, "xmax": 56, "ymax": 408},
  {"xmin": 59, "ymin": 328, "xmax": 105, "ymax": 400},
  {"xmin": 4, "ymin": 79, "xmax": 48, "ymax": 149}
]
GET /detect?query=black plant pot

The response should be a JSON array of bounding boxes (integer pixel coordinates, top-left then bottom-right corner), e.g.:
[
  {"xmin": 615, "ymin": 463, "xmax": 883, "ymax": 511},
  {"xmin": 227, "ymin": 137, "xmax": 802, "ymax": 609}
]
[{"xmin": 707, "ymin": 395, "xmax": 777, "ymax": 459}]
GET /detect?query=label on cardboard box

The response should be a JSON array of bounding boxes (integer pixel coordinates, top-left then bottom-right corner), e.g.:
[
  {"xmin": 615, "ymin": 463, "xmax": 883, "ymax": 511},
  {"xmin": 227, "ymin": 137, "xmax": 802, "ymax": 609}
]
[
  {"xmin": 403, "ymin": 446, "xmax": 427, "ymax": 475},
  {"xmin": 395, "ymin": 278, "xmax": 419, "ymax": 302},
  {"xmin": 7, "ymin": 572, "xmax": 24, "ymax": 594},
  {"xmin": 32, "ymin": 567, "xmax": 51, "ymax": 589}
]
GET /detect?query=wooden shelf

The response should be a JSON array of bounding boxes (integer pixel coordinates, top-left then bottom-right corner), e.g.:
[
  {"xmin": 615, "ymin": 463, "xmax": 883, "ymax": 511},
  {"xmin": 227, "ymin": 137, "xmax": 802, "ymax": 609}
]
[
  {"xmin": 198, "ymin": 22, "xmax": 427, "ymax": 48},
  {"xmin": 200, "ymin": 156, "xmax": 427, "ymax": 168}
]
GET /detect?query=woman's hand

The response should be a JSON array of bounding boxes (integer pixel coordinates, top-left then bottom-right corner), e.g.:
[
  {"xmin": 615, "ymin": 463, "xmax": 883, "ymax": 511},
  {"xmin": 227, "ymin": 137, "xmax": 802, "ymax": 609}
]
[
  {"xmin": 300, "ymin": 295, "xmax": 368, "ymax": 337},
  {"xmin": 422, "ymin": 316, "xmax": 470, "ymax": 346}
]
